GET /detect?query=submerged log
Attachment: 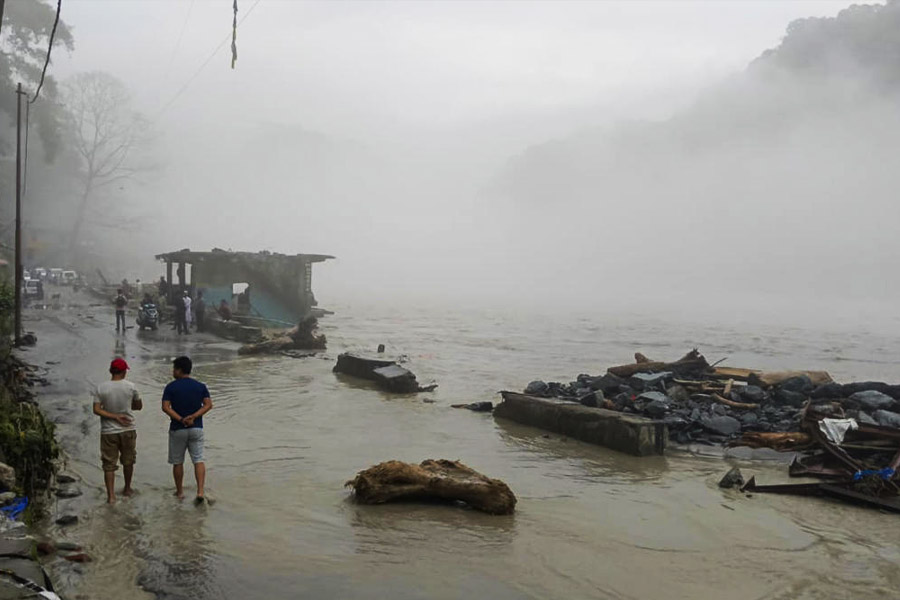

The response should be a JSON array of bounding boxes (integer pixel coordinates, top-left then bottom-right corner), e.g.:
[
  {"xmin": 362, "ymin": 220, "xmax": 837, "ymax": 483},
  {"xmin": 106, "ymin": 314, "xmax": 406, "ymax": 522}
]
[
  {"xmin": 345, "ymin": 459, "xmax": 516, "ymax": 515},
  {"xmin": 607, "ymin": 349, "xmax": 710, "ymax": 379}
]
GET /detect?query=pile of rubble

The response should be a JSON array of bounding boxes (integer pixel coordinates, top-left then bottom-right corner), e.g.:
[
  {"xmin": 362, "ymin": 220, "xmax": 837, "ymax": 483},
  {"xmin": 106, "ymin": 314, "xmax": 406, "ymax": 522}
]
[{"xmin": 523, "ymin": 350, "xmax": 900, "ymax": 446}]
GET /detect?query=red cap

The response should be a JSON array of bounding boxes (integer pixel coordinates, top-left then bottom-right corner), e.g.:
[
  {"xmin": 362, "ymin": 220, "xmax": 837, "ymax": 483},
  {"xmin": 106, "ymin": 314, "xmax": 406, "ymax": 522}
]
[{"xmin": 110, "ymin": 358, "xmax": 129, "ymax": 372}]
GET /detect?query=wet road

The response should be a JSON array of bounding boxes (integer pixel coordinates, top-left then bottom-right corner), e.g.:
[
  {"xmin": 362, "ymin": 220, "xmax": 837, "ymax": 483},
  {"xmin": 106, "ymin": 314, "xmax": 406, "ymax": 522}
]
[{"xmin": 21, "ymin": 289, "xmax": 900, "ymax": 599}]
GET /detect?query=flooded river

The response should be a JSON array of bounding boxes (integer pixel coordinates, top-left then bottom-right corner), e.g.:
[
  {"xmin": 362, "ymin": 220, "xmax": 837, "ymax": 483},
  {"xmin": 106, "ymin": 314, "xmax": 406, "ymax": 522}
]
[{"xmin": 22, "ymin": 291, "xmax": 900, "ymax": 599}]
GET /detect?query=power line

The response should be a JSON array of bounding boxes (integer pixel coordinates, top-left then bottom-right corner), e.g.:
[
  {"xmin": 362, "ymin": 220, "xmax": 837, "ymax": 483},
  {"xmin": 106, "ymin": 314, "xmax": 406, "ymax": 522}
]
[
  {"xmin": 162, "ymin": 0, "xmax": 196, "ymax": 84},
  {"xmin": 155, "ymin": 0, "xmax": 262, "ymax": 120},
  {"xmin": 29, "ymin": 0, "xmax": 62, "ymax": 105}
]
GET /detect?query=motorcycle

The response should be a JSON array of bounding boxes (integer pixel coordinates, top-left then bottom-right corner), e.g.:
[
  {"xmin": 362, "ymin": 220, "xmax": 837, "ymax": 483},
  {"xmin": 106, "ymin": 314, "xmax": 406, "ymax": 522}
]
[{"xmin": 137, "ymin": 302, "xmax": 159, "ymax": 331}]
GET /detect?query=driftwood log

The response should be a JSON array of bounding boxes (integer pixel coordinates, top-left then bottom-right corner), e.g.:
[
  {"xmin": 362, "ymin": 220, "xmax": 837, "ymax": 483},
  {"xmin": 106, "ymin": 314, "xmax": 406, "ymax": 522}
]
[
  {"xmin": 749, "ymin": 370, "xmax": 834, "ymax": 388},
  {"xmin": 607, "ymin": 349, "xmax": 710, "ymax": 379},
  {"xmin": 238, "ymin": 316, "xmax": 327, "ymax": 355},
  {"xmin": 729, "ymin": 432, "xmax": 813, "ymax": 451},
  {"xmin": 345, "ymin": 459, "xmax": 517, "ymax": 515}
]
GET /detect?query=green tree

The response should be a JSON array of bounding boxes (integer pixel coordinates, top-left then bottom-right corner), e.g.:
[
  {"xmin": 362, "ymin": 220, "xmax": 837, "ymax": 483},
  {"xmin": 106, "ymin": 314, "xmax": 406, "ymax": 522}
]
[{"xmin": 0, "ymin": 0, "xmax": 74, "ymax": 161}]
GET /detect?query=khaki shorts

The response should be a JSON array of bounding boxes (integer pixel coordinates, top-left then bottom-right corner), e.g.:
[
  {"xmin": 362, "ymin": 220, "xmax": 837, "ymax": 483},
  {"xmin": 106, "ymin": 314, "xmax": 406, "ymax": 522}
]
[{"xmin": 100, "ymin": 431, "xmax": 137, "ymax": 472}]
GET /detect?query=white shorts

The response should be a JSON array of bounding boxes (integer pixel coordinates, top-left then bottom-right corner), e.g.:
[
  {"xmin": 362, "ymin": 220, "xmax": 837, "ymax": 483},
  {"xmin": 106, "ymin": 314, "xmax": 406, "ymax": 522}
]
[{"xmin": 168, "ymin": 428, "xmax": 205, "ymax": 464}]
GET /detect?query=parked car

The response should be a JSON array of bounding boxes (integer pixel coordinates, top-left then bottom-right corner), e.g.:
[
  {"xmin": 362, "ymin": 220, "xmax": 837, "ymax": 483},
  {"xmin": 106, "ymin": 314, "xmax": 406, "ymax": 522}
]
[
  {"xmin": 49, "ymin": 268, "xmax": 63, "ymax": 284},
  {"xmin": 33, "ymin": 267, "xmax": 47, "ymax": 280},
  {"xmin": 61, "ymin": 270, "xmax": 78, "ymax": 286},
  {"xmin": 23, "ymin": 279, "xmax": 43, "ymax": 300},
  {"xmin": 22, "ymin": 270, "xmax": 31, "ymax": 280}
]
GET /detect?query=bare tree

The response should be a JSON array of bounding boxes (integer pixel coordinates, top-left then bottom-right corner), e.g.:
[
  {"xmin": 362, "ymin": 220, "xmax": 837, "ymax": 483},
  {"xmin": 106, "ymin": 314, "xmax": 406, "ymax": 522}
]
[{"xmin": 63, "ymin": 71, "xmax": 148, "ymax": 255}]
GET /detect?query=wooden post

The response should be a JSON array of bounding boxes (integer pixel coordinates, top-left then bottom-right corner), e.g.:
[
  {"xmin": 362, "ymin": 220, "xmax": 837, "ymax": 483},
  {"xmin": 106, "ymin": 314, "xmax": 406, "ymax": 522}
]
[{"xmin": 14, "ymin": 83, "xmax": 25, "ymax": 345}]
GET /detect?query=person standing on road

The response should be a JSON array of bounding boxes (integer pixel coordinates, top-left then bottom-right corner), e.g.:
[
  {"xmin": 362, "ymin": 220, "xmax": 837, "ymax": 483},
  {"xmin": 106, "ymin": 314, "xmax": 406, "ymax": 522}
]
[
  {"xmin": 161, "ymin": 356, "xmax": 213, "ymax": 503},
  {"xmin": 92, "ymin": 358, "xmax": 142, "ymax": 504},
  {"xmin": 114, "ymin": 289, "xmax": 128, "ymax": 333},
  {"xmin": 174, "ymin": 292, "xmax": 187, "ymax": 334},
  {"xmin": 194, "ymin": 292, "xmax": 206, "ymax": 332},
  {"xmin": 183, "ymin": 290, "xmax": 193, "ymax": 333}
]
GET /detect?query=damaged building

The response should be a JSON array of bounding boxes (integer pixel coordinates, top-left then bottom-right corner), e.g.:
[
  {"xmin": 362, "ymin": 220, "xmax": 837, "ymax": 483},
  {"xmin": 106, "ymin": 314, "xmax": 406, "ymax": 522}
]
[{"xmin": 156, "ymin": 249, "xmax": 334, "ymax": 328}]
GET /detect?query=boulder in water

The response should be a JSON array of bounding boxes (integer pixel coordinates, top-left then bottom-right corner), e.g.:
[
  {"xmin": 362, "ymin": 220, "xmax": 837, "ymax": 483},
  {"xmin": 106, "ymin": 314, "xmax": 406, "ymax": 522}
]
[{"xmin": 346, "ymin": 459, "xmax": 516, "ymax": 515}]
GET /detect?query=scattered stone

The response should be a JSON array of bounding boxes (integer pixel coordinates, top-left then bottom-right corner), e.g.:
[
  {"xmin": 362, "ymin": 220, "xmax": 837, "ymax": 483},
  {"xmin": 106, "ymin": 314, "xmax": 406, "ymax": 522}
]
[
  {"xmin": 849, "ymin": 390, "xmax": 895, "ymax": 412},
  {"xmin": 857, "ymin": 411, "xmax": 878, "ymax": 426},
  {"xmin": 56, "ymin": 542, "xmax": 82, "ymax": 552},
  {"xmin": 740, "ymin": 385, "xmax": 767, "ymax": 403},
  {"xmin": 718, "ymin": 467, "xmax": 744, "ymax": 489},
  {"xmin": 774, "ymin": 389, "xmax": 807, "ymax": 408},
  {"xmin": 524, "ymin": 381, "xmax": 549, "ymax": 396},
  {"xmin": 629, "ymin": 371, "xmax": 673, "ymax": 391},
  {"xmin": 644, "ymin": 399, "xmax": 670, "ymax": 419},
  {"xmin": 700, "ymin": 415, "xmax": 741, "ymax": 436},
  {"xmin": 841, "ymin": 381, "xmax": 891, "ymax": 397},
  {"xmin": 0, "ymin": 462, "xmax": 16, "ymax": 491},
  {"xmin": 55, "ymin": 515, "xmax": 78, "ymax": 526},
  {"xmin": 578, "ymin": 391, "xmax": 603, "ymax": 408},
  {"xmin": 56, "ymin": 486, "xmax": 82, "ymax": 499},
  {"xmin": 36, "ymin": 542, "xmax": 56, "ymax": 556},
  {"xmin": 63, "ymin": 553, "xmax": 92, "ymax": 563},
  {"xmin": 810, "ymin": 382, "xmax": 842, "ymax": 399},
  {"xmin": 0, "ymin": 491, "xmax": 15, "ymax": 506},
  {"xmin": 589, "ymin": 373, "xmax": 626, "ymax": 394},
  {"xmin": 873, "ymin": 410, "xmax": 900, "ymax": 428},
  {"xmin": 779, "ymin": 375, "xmax": 813, "ymax": 393},
  {"xmin": 666, "ymin": 384, "xmax": 690, "ymax": 403}
]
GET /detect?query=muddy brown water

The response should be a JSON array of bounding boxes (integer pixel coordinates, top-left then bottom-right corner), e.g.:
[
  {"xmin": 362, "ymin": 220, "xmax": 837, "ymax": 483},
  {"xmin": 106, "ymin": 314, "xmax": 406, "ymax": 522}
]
[{"xmin": 19, "ymin": 290, "xmax": 900, "ymax": 599}]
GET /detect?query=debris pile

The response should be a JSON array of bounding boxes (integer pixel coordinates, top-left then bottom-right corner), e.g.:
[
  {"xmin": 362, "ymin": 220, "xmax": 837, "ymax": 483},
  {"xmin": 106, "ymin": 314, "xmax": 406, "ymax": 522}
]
[
  {"xmin": 345, "ymin": 459, "xmax": 516, "ymax": 515},
  {"xmin": 724, "ymin": 406, "xmax": 900, "ymax": 512},
  {"xmin": 523, "ymin": 350, "xmax": 900, "ymax": 446},
  {"xmin": 238, "ymin": 316, "xmax": 327, "ymax": 355}
]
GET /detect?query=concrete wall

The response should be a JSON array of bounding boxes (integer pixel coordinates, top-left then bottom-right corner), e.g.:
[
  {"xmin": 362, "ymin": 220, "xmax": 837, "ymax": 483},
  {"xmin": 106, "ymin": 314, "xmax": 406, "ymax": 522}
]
[{"xmin": 494, "ymin": 392, "xmax": 668, "ymax": 456}]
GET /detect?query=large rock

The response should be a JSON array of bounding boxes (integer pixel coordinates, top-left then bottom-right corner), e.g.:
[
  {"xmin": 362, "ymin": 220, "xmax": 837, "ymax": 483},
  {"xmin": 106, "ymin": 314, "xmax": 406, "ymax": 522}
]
[
  {"xmin": 665, "ymin": 384, "xmax": 690, "ymax": 403},
  {"xmin": 873, "ymin": 410, "xmax": 900, "ymax": 428},
  {"xmin": 810, "ymin": 382, "xmax": 842, "ymax": 399},
  {"xmin": 0, "ymin": 462, "xmax": 15, "ymax": 491},
  {"xmin": 589, "ymin": 373, "xmax": 625, "ymax": 394},
  {"xmin": 629, "ymin": 372, "xmax": 673, "ymax": 391},
  {"xmin": 740, "ymin": 385, "xmax": 767, "ymax": 403},
  {"xmin": 841, "ymin": 381, "xmax": 891, "ymax": 397},
  {"xmin": 700, "ymin": 415, "xmax": 742, "ymax": 436},
  {"xmin": 778, "ymin": 376, "xmax": 813, "ymax": 393},
  {"xmin": 774, "ymin": 389, "xmax": 807, "ymax": 408},
  {"xmin": 524, "ymin": 381, "xmax": 549, "ymax": 396},
  {"xmin": 849, "ymin": 390, "xmax": 895, "ymax": 412}
]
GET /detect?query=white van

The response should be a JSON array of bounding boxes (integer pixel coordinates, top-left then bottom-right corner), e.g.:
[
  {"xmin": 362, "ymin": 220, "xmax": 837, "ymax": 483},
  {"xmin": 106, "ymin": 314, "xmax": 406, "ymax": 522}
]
[{"xmin": 61, "ymin": 270, "xmax": 78, "ymax": 285}]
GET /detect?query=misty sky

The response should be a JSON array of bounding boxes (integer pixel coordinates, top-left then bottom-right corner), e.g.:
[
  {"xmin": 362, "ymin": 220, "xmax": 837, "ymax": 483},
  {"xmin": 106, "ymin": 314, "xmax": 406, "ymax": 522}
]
[{"xmin": 39, "ymin": 0, "xmax": 894, "ymax": 322}]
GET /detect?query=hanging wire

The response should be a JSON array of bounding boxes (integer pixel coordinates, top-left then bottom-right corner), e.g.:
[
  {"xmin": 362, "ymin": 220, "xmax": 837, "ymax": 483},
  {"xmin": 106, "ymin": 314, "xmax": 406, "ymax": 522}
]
[
  {"xmin": 162, "ymin": 0, "xmax": 196, "ymax": 84},
  {"xmin": 155, "ymin": 0, "xmax": 261, "ymax": 120},
  {"xmin": 231, "ymin": 0, "xmax": 238, "ymax": 69},
  {"xmin": 29, "ymin": 0, "xmax": 62, "ymax": 105},
  {"xmin": 22, "ymin": 102, "xmax": 30, "ymax": 199}
]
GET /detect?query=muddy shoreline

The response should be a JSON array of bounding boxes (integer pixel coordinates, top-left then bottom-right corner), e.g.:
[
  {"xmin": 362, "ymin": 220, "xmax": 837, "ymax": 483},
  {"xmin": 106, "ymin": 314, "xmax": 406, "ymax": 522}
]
[{"xmin": 12, "ymin": 286, "xmax": 900, "ymax": 600}]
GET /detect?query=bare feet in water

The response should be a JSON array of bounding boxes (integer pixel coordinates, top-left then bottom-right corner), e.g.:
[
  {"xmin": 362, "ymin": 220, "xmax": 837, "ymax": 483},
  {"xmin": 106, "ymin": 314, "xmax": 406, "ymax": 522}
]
[{"xmin": 122, "ymin": 488, "xmax": 135, "ymax": 498}]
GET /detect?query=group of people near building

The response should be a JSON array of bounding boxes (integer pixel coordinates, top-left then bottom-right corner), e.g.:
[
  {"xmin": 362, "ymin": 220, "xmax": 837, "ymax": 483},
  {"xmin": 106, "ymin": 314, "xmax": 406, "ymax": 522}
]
[{"xmin": 93, "ymin": 356, "xmax": 212, "ymax": 504}]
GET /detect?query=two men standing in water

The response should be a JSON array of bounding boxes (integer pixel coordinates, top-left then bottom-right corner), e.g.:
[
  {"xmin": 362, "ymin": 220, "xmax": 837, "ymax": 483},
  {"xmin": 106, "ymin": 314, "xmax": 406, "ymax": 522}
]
[{"xmin": 93, "ymin": 355, "xmax": 213, "ymax": 504}]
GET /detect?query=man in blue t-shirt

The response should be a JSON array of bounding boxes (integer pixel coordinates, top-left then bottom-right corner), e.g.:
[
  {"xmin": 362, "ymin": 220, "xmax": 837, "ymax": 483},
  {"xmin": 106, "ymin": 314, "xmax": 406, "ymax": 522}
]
[{"xmin": 161, "ymin": 356, "xmax": 213, "ymax": 502}]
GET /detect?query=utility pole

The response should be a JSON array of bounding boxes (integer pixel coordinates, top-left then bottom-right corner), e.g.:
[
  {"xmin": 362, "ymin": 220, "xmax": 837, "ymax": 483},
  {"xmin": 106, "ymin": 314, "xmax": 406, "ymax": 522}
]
[{"xmin": 14, "ymin": 82, "xmax": 24, "ymax": 346}]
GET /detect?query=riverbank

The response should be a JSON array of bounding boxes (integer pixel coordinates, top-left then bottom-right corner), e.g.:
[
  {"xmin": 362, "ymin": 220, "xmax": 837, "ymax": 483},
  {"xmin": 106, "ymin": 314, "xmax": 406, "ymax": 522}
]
[
  {"xmin": 0, "ymin": 284, "xmax": 63, "ymax": 598},
  {"xmin": 15, "ymin": 285, "xmax": 900, "ymax": 600}
]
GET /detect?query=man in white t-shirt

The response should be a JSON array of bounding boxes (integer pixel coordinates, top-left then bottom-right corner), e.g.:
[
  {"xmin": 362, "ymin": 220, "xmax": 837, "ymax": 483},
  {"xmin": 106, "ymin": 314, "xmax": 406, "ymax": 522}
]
[{"xmin": 92, "ymin": 358, "xmax": 143, "ymax": 504}]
